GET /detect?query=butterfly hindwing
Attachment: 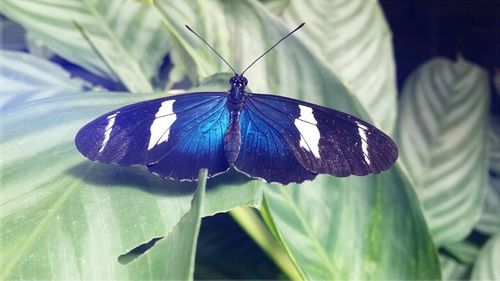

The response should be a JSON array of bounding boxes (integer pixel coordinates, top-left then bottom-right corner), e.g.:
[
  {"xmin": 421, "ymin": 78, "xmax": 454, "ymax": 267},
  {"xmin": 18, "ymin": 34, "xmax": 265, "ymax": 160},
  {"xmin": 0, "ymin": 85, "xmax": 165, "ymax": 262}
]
[
  {"xmin": 75, "ymin": 92, "xmax": 230, "ymax": 180},
  {"xmin": 236, "ymin": 93, "xmax": 398, "ymax": 182}
]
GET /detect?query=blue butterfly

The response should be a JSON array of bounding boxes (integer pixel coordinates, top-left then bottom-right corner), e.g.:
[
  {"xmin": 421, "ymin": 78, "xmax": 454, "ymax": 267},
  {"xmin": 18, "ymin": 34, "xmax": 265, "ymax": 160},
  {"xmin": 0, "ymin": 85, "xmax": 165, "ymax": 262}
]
[{"xmin": 75, "ymin": 23, "xmax": 398, "ymax": 185}]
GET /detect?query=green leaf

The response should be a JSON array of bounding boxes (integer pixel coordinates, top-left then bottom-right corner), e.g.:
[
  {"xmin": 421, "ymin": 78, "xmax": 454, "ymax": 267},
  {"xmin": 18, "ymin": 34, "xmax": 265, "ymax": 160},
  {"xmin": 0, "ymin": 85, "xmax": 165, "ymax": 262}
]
[
  {"xmin": 149, "ymin": 2, "xmax": 439, "ymax": 279},
  {"xmin": 0, "ymin": 50, "xmax": 88, "ymax": 111},
  {"xmin": 0, "ymin": 88, "xmax": 261, "ymax": 279},
  {"xmin": 230, "ymin": 207, "xmax": 301, "ymax": 280},
  {"xmin": 396, "ymin": 57, "xmax": 490, "ymax": 246},
  {"xmin": 275, "ymin": 0, "xmax": 398, "ymax": 133},
  {"xmin": 443, "ymin": 240, "xmax": 480, "ymax": 264},
  {"xmin": 471, "ymin": 234, "xmax": 500, "ymax": 279},
  {"xmin": 439, "ymin": 254, "xmax": 470, "ymax": 280},
  {"xmin": 1, "ymin": 0, "xmax": 171, "ymax": 92},
  {"xmin": 122, "ymin": 169, "xmax": 207, "ymax": 280},
  {"xmin": 262, "ymin": 169, "xmax": 440, "ymax": 280},
  {"xmin": 476, "ymin": 175, "xmax": 500, "ymax": 235}
]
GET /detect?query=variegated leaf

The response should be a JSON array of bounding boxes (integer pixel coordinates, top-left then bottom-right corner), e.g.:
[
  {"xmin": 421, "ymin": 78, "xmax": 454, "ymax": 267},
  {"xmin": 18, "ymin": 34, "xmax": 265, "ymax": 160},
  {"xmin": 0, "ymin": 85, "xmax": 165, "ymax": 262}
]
[
  {"xmin": 275, "ymin": 0, "xmax": 398, "ymax": 133},
  {"xmin": 1, "ymin": 0, "xmax": 171, "ymax": 92},
  {"xmin": 396, "ymin": 57, "xmax": 490, "ymax": 245}
]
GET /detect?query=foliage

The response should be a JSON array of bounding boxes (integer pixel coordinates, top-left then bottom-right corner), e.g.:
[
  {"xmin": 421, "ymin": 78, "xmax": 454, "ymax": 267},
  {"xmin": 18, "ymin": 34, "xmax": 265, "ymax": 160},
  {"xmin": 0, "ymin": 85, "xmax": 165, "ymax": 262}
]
[{"xmin": 0, "ymin": 0, "xmax": 495, "ymax": 279}]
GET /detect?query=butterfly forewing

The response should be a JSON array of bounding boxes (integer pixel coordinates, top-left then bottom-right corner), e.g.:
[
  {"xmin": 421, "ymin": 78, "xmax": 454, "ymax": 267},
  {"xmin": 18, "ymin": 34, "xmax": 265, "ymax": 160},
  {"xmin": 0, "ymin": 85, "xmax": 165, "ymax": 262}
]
[
  {"xmin": 241, "ymin": 93, "xmax": 398, "ymax": 179},
  {"xmin": 75, "ymin": 92, "xmax": 230, "ymax": 180}
]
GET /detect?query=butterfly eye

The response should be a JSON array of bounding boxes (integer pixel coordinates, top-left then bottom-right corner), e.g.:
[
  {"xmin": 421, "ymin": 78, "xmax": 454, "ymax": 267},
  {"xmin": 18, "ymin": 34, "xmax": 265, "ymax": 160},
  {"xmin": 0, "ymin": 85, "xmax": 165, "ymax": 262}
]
[
  {"xmin": 230, "ymin": 77, "xmax": 237, "ymax": 84},
  {"xmin": 242, "ymin": 77, "xmax": 248, "ymax": 86}
]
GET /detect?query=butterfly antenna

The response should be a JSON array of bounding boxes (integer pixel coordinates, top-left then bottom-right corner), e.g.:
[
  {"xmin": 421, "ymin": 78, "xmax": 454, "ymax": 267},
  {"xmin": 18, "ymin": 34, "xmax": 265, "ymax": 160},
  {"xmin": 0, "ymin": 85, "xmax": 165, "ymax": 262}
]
[
  {"xmin": 185, "ymin": 25, "xmax": 238, "ymax": 75},
  {"xmin": 241, "ymin": 22, "xmax": 305, "ymax": 76}
]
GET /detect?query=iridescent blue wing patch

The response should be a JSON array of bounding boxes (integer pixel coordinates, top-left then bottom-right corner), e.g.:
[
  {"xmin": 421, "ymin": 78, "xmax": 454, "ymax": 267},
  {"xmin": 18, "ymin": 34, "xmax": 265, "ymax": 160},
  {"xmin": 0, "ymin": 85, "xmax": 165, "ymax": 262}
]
[
  {"xmin": 233, "ymin": 93, "xmax": 398, "ymax": 184},
  {"xmin": 75, "ymin": 92, "xmax": 230, "ymax": 181},
  {"xmin": 234, "ymin": 102, "xmax": 317, "ymax": 184}
]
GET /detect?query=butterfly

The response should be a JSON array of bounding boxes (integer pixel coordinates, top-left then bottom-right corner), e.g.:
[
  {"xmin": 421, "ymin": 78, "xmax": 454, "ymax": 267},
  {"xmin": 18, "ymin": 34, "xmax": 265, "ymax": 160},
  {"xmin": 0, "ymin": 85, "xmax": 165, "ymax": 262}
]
[{"xmin": 75, "ymin": 23, "xmax": 398, "ymax": 185}]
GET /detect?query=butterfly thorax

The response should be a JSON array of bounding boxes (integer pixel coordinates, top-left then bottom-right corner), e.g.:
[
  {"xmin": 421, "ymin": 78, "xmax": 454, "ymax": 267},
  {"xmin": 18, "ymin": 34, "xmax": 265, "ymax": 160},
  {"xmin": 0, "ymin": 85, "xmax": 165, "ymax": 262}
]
[{"xmin": 224, "ymin": 75, "xmax": 248, "ymax": 164}]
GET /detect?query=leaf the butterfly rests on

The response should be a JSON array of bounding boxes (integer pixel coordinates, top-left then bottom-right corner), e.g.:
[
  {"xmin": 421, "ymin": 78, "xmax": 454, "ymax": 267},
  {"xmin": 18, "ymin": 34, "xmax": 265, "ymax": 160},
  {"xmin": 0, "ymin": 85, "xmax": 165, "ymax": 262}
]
[{"xmin": 75, "ymin": 23, "xmax": 398, "ymax": 185}]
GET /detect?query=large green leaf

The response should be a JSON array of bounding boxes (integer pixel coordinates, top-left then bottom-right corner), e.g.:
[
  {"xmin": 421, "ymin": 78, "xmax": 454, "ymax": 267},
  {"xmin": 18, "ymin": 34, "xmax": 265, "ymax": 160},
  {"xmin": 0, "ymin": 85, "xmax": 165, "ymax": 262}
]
[
  {"xmin": 0, "ymin": 59, "xmax": 262, "ymax": 280},
  {"xmin": 1, "ymin": 0, "xmax": 172, "ymax": 92},
  {"xmin": 148, "ymin": 1, "xmax": 440, "ymax": 279},
  {"xmin": 471, "ymin": 234, "xmax": 500, "ymax": 279},
  {"xmin": 396, "ymin": 57, "xmax": 490, "ymax": 246},
  {"xmin": 262, "ymin": 169, "xmax": 440, "ymax": 280},
  {"xmin": 0, "ymin": 50, "xmax": 88, "ymax": 111},
  {"xmin": 439, "ymin": 254, "xmax": 470, "ymax": 280},
  {"xmin": 275, "ymin": 0, "xmax": 398, "ymax": 133},
  {"xmin": 476, "ymin": 175, "xmax": 500, "ymax": 235},
  {"xmin": 122, "ymin": 169, "xmax": 206, "ymax": 280}
]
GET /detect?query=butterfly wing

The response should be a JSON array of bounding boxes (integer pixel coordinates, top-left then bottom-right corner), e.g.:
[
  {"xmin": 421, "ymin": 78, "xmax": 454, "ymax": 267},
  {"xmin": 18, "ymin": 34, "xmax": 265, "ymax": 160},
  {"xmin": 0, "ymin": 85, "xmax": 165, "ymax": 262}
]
[
  {"xmin": 234, "ymin": 104, "xmax": 317, "ymax": 184},
  {"xmin": 75, "ymin": 92, "xmax": 230, "ymax": 181},
  {"xmin": 234, "ymin": 93, "xmax": 398, "ymax": 184}
]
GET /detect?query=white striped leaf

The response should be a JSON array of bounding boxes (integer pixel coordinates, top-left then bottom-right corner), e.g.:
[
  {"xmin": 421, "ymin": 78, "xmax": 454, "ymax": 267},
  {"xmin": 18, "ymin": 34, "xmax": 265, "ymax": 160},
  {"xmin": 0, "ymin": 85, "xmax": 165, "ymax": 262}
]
[
  {"xmin": 1, "ymin": 0, "xmax": 171, "ymax": 92},
  {"xmin": 275, "ymin": 0, "xmax": 398, "ymax": 133},
  {"xmin": 475, "ymin": 117, "xmax": 500, "ymax": 235},
  {"xmin": 439, "ymin": 254, "xmax": 470, "ymax": 280},
  {"xmin": 396, "ymin": 57, "xmax": 490, "ymax": 246},
  {"xmin": 0, "ymin": 50, "xmax": 88, "ymax": 111},
  {"xmin": 471, "ymin": 234, "xmax": 500, "ymax": 279},
  {"xmin": 476, "ymin": 175, "xmax": 500, "ymax": 235}
]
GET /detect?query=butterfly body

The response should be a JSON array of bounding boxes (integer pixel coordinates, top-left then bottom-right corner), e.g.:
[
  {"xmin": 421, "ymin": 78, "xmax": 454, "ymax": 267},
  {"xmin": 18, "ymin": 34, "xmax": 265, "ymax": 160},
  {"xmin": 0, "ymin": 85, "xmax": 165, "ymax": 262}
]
[{"xmin": 223, "ymin": 75, "xmax": 248, "ymax": 164}]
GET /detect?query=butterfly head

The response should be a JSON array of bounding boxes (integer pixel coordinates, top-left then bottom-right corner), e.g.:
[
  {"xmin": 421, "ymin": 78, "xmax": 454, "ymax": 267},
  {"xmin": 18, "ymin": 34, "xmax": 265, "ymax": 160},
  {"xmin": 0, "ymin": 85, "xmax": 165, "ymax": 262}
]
[{"xmin": 230, "ymin": 75, "xmax": 248, "ymax": 89}]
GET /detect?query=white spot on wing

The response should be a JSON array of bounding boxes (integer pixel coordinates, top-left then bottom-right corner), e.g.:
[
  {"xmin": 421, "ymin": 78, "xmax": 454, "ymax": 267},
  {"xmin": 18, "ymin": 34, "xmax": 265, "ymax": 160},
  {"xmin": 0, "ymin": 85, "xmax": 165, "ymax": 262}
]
[
  {"xmin": 294, "ymin": 105, "xmax": 321, "ymax": 158},
  {"xmin": 356, "ymin": 121, "xmax": 371, "ymax": 165},
  {"xmin": 99, "ymin": 112, "xmax": 119, "ymax": 153},
  {"xmin": 148, "ymin": 100, "xmax": 176, "ymax": 150}
]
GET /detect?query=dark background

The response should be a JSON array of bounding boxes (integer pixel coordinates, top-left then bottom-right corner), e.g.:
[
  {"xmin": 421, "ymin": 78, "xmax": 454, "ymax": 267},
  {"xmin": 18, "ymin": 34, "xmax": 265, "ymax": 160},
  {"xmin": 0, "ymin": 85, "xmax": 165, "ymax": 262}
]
[{"xmin": 380, "ymin": 0, "xmax": 500, "ymax": 112}]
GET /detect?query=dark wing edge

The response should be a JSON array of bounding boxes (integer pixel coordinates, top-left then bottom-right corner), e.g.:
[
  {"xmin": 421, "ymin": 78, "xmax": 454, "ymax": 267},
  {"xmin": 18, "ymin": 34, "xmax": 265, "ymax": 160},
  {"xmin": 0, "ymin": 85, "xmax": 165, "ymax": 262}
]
[{"xmin": 245, "ymin": 93, "xmax": 399, "ymax": 177}]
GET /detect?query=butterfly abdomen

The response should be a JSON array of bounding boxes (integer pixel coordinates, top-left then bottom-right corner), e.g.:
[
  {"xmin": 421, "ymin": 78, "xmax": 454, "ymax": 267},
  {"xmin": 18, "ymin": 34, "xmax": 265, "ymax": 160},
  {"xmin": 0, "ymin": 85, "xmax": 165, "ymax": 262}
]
[{"xmin": 224, "ymin": 110, "xmax": 241, "ymax": 164}]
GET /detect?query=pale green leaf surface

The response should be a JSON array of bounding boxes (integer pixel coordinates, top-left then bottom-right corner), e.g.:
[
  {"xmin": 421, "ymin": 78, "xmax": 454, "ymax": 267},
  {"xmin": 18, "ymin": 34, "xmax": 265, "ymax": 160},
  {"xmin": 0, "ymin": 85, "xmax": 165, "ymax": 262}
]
[
  {"xmin": 0, "ymin": 50, "xmax": 88, "ymax": 111},
  {"xmin": 396, "ymin": 57, "xmax": 490, "ymax": 246},
  {"xmin": 1, "ymin": 0, "xmax": 171, "ymax": 92},
  {"xmin": 150, "ymin": 1, "xmax": 439, "ymax": 279},
  {"xmin": 0, "ymin": 89, "xmax": 262, "ymax": 279},
  {"xmin": 439, "ymin": 254, "xmax": 470, "ymax": 280},
  {"xmin": 277, "ymin": 0, "xmax": 398, "ymax": 133},
  {"xmin": 471, "ymin": 234, "xmax": 500, "ymax": 279},
  {"xmin": 475, "ymin": 175, "xmax": 500, "ymax": 235},
  {"xmin": 123, "ymin": 169, "xmax": 206, "ymax": 280},
  {"xmin": 262, "ymin": 168, "xmax": 440, "ymax": 280}
]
